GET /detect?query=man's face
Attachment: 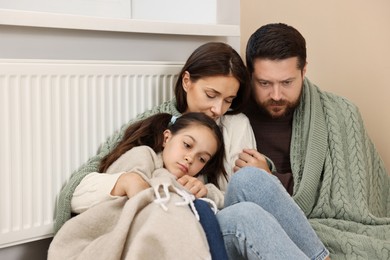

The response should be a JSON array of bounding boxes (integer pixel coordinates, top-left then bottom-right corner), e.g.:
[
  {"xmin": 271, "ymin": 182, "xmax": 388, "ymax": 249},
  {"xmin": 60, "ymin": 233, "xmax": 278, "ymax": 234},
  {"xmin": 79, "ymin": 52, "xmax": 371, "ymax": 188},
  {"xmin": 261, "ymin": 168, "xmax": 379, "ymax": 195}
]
[{"xmin": 251, "ymin": 57, "xmax": 306, "ymax": 118}]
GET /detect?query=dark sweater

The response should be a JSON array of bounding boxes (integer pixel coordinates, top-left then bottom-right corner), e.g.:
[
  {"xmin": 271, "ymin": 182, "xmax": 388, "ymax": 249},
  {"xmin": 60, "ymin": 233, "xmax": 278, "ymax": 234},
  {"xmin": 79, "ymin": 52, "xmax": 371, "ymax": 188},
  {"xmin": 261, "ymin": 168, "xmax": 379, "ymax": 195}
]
[{"xmin": 243, "ymin": 98, "xmax": 294, "ymax": 195}]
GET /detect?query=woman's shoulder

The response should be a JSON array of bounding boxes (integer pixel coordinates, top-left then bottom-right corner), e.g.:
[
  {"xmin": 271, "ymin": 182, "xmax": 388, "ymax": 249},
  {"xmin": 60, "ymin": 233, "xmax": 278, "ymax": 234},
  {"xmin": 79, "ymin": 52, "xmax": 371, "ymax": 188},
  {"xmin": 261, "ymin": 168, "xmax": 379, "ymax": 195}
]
[
  {"xmin": 220, "ymin": 113, "xmax": 251, "ymax": 125},
  {"xmin": 135, "ymin": 99, "xmax": 179, "ymax": 121},
  {"xmin": 219, "ymin": 113, "xmax": 253, "ymax": 137}
]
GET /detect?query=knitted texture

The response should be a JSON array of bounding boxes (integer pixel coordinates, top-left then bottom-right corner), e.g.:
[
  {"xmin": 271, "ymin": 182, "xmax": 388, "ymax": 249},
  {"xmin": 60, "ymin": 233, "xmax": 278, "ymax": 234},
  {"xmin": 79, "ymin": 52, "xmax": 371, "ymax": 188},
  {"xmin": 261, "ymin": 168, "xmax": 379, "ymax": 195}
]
[
  {"xmin": 291, "ymin": 79, "xmax": 390, "ymax": 259},
  {"xmin": 54, "ymin": 99, "xmax": 181, "ymax": 234}
]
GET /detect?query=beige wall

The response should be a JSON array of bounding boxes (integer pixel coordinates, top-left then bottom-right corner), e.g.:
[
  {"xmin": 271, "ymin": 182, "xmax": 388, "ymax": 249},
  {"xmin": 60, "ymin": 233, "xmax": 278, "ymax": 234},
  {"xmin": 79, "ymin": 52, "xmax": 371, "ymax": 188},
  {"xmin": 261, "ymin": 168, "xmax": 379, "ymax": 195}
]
[{"xmin": 241, "ymin": 0, "xmax": 390, "ymax": 172}]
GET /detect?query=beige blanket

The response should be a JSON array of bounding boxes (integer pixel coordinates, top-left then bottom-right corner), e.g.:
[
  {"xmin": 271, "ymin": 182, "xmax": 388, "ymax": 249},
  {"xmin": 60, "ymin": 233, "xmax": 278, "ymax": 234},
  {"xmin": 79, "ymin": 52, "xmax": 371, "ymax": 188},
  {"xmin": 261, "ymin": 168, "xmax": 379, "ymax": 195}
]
[{"xmin": 49, "ymin": 179, "xmax": 211, "ymax": 260}]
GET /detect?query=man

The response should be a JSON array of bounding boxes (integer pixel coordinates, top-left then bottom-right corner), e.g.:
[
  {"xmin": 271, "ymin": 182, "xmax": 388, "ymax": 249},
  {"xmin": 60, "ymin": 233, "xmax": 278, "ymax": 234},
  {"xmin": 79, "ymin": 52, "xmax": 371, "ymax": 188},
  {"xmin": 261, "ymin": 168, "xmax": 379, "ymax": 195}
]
[{"xmin": 238, "ymin": 23, "xmax": 389, "ymax": 259}]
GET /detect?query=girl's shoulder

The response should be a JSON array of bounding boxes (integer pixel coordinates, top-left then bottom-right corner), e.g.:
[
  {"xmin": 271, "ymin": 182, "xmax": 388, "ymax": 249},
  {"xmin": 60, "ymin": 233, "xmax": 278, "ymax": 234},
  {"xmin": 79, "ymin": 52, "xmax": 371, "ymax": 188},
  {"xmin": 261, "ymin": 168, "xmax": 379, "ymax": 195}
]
[{"xmin": 107, "ymin": 145, "xmax": 161, "ymax": 174}]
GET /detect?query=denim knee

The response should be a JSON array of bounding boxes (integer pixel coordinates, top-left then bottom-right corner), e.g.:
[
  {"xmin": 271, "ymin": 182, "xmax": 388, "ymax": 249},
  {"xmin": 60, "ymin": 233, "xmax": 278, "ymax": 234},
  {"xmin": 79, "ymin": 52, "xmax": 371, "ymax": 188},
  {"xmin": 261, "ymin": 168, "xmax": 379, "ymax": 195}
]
[
  {"xmin": 226, "ymin": 167, "xmax": 283, "ymax": 206},
  {"xmin": 217, "ymin": 202, "xmax": 262, "ymax": 233},
  {"xmin": 230, "ymin": 167, "xmax": 279, "ymax": 189},
  {"xmin": 217, "ymin": 202, "xmax": 304, "ymax": 260}
]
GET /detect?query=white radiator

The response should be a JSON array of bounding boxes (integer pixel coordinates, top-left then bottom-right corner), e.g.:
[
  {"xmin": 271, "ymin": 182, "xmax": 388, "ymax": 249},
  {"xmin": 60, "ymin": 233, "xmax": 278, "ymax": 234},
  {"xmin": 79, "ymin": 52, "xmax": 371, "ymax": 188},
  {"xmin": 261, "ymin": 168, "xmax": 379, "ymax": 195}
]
[{"xmin": 0, "ymin": 59, "xmax": 182, "ymax": 248}]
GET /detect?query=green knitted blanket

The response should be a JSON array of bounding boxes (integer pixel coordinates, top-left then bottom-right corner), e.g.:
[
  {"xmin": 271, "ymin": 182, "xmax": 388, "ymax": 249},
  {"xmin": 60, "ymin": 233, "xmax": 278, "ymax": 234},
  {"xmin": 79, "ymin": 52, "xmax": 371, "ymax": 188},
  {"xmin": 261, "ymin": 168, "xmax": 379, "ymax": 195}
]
[
  {"xmin": 292, "ymin": 78, "xmax": 390, "ymax": 259},
  {"xmin": 54, "ymin": 99, "xmax": 181, "ymax": 234}
]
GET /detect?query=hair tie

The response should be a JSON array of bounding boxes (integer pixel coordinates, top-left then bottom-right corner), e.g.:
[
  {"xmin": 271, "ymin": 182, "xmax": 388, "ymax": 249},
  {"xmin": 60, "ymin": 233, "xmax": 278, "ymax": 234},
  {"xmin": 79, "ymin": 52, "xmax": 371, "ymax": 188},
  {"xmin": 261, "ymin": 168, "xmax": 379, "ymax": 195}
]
[{"xmin": 170, "ymin": 115, "xmax": 178, "ymax": 125}]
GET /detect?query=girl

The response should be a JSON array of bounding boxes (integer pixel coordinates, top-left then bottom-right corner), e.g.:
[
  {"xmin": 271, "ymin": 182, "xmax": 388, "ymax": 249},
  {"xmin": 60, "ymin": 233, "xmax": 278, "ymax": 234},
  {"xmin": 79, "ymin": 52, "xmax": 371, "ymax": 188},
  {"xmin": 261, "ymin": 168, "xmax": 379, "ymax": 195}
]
[
  {"xmin": 100, "ymin": 112, "xmax": 227, "ymax": 203},
  {"xmin": 49, "ymin": 112, "xmax": 227, "ymax": 259}
]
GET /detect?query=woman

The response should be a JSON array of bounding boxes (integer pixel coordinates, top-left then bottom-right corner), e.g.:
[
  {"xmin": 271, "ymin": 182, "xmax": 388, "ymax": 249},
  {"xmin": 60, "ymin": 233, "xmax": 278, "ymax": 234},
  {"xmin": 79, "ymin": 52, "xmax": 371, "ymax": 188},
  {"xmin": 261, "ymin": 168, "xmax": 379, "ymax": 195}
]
[{"xmin": 54, "ymin": 41, "xmax": 260, "ymax": 259}]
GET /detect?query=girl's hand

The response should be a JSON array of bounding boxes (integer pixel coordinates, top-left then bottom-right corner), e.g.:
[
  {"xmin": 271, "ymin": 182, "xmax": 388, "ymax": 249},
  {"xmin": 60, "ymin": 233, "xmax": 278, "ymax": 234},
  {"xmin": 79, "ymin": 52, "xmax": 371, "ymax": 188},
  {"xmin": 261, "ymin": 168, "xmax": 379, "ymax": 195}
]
[
  {"xmin": 111, "ymin": 172, "xmax": 150, "ymax": 198},
  {"xmin": 234, "ymin": 148, "xmax": 271, "ymax": 173},
  {"xmin": 177, "ymin": 175, "xmax": 207, "ymax": 198}
]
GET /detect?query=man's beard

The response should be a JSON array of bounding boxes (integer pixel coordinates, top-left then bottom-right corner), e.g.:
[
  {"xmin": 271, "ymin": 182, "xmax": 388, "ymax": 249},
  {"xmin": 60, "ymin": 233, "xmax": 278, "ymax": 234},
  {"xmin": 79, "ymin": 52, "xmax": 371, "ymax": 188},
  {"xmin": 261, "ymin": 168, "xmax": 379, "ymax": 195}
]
[{"xmin": 258, "ymin": 94, "xmax": 301, "ymax": 119}]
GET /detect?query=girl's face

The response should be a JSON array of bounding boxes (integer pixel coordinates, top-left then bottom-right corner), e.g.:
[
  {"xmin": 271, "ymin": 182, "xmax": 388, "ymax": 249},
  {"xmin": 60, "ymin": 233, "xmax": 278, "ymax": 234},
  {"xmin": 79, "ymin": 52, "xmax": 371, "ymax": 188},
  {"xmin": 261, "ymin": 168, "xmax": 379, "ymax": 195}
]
[
  {"xmin": 182, "ymin": 72, "xmax": 240, "ymax": 120},
  {"xmin": 162, "ymin": 124, "xmax": 218, "ymax": 179}
]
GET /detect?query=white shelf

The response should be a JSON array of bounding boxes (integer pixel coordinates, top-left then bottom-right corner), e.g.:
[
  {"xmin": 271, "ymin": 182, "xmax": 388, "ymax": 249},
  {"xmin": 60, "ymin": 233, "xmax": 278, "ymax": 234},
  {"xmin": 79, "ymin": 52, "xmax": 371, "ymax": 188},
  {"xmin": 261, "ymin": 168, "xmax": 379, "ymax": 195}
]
[{"xmin": 0, "ymin": 9, "xmax": 240, "ymax": 37}]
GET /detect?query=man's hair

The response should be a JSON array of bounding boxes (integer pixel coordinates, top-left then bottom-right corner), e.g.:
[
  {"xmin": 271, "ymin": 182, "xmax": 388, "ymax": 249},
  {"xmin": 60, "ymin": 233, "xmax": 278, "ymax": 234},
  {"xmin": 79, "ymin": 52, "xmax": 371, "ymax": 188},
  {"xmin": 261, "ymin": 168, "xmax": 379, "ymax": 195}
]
[{"xmin": 246, "ymin": 23, "xmax": 307, "ymax": 74}]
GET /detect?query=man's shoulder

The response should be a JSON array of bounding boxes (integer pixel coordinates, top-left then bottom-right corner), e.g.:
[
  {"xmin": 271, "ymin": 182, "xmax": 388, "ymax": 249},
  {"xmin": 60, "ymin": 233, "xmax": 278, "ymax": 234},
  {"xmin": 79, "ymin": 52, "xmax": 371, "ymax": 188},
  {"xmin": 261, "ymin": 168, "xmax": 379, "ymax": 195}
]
[
  {"xmin": 320, "ymin": 90, "xmax": 358, "ymax": 109},
  {"xmin": 305, "ymin": 78, "xmax": 357, "ymax": 108},
  {"xmin": 304, "ymin": 78, "xmax": 361, "ymax": 119},
  {"xmin": 316, "ymin": 89, "xmax": 362, "ymax": 120}
]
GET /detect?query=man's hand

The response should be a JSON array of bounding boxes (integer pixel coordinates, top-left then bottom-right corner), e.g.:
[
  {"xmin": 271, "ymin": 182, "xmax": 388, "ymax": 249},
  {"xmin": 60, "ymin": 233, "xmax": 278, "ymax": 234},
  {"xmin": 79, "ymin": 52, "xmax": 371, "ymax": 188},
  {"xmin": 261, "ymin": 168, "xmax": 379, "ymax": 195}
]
[
  {"xmin": 177, "ymin": 175, "xmax": 207, "ymax": 198},
  {"xmin": 234, "ymin": 148, "xmax": 271, "ymax": 173}
]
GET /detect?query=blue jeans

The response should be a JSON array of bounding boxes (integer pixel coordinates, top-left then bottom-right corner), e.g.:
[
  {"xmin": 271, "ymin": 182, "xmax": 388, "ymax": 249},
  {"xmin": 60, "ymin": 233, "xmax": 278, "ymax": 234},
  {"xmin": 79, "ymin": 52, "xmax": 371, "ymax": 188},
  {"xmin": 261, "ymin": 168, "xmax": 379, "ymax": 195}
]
[
  {"xmin": 216, "ymin": 167, "xmax": 329, "ymax": 260},
  {"xmin": 194, "ymin": 199, "xmax": 228, "ymax": 260}
]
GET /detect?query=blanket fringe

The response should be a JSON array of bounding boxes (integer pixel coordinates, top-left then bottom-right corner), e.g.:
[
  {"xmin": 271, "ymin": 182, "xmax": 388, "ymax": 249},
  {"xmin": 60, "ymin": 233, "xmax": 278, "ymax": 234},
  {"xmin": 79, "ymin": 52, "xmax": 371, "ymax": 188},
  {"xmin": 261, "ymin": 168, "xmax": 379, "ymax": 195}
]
[{"xmin": 152, "ymin": 183, "xmax": 217, "ymax": 221}]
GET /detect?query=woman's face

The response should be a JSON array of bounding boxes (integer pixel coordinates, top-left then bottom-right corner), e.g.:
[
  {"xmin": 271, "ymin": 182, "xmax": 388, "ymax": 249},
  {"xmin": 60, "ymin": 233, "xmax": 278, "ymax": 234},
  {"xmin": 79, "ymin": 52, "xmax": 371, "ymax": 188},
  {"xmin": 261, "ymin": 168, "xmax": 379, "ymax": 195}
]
[{"xmin": 182, "ymin": 72, "xmax": 240, "ymax": 120}]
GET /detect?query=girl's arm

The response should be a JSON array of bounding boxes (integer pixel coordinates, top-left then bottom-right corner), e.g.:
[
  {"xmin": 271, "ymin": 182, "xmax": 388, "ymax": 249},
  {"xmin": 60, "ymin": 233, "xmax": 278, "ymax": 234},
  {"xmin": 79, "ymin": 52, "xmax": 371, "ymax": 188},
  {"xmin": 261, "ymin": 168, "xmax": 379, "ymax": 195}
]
[
  {"xmin": 177, "ymin": 175, "xmax": 207, "ymax": 198},
  {"xmin": 111, "ymin": 172, "xmax": 150, "ymax": 198},
  {"xmin": 71, "ymin": 146, "xmax": 160, "ymax": 213},
  {"xmin": 71, "ymin": 171, "xmax": 122, "ymax": 214}
]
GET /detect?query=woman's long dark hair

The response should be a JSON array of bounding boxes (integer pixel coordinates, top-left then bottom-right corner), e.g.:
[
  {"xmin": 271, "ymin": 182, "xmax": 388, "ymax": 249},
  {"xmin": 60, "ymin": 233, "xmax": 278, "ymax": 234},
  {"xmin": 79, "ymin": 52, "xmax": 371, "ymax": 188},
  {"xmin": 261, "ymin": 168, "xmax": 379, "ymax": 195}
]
[
  {"xmin": 99, "ymin": 112, "xmax": 227, "ymax": 188},
  {"xmin": 175, "ymin": 42, "xmax": 251, "ymax": 115}
]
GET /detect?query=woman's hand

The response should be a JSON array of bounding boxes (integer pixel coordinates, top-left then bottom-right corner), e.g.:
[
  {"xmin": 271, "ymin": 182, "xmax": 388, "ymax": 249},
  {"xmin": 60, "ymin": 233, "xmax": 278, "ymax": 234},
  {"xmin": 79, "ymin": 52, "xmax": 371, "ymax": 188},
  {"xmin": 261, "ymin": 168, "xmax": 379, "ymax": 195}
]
[
  {"xmin": 177, "ymin": 175, "xmax": 207, "ymax": 198},
  {"xmin": 234, "ymin": 148, "xmax": 271, "ymax": 173},
  {"xmin": 111, "ymin": 172, "xmax": 150, "ymax": 198}
]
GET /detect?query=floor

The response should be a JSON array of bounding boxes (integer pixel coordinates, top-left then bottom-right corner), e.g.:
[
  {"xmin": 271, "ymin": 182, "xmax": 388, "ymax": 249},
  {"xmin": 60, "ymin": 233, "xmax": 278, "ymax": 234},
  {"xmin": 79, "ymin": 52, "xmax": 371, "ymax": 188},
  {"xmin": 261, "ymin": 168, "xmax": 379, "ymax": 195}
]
[{"xmin": 0, "ymin": 237, "xmax": 53, "ymax": 260}]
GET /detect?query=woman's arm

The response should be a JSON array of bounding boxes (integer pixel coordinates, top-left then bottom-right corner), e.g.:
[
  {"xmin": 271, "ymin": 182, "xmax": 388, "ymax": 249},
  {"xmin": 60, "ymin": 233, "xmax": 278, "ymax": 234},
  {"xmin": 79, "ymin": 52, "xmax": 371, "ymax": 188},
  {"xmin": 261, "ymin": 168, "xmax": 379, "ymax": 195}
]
[
  {"xmin": 220, "ymin": 113, "xmax": 258, "ymax": 177},
  {"xmin": 222, "ymin": 113, "xmax": 273, "ymax": 174}
]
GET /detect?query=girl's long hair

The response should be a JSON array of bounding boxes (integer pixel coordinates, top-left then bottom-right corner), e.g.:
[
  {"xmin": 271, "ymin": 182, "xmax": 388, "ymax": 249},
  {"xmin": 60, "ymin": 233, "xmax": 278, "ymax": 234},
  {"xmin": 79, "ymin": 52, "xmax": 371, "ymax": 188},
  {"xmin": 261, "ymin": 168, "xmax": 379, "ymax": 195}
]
[{"xmin": 99, "ymin": 112, "xmax": 227, "ymax": 188}]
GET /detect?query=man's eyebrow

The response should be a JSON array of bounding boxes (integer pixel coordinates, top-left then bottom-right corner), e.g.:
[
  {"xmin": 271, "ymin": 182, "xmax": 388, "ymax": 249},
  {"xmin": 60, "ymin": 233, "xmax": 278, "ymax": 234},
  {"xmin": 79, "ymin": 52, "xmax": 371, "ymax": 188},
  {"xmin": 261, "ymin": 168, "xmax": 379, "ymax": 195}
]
[{"xmin": 281, "ymin": 77, "xmax": 296, "ymax": 81}]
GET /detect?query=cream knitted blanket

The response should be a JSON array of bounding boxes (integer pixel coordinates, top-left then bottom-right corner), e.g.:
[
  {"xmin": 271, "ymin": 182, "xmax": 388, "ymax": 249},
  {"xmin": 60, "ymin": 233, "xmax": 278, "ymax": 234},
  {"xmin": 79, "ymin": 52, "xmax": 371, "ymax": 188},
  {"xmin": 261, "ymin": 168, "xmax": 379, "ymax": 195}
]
[{"xmin": 292, "ymin": 78, "xmax": 390, "ymax": 259}]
